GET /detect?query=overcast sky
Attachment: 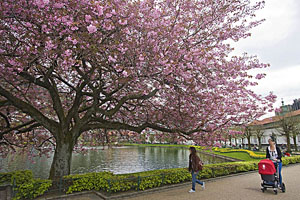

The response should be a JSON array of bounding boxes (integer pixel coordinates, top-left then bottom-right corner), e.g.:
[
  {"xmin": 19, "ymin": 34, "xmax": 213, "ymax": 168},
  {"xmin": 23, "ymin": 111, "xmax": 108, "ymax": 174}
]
[{"xmin": 232, "ymin": 0, "xmax": 300, "ymax": 118}]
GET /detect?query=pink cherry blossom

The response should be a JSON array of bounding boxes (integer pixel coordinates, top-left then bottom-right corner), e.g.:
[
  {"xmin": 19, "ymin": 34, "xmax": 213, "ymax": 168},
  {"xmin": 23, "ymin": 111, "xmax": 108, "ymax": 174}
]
[
  {"xmin": 96, "ymin": 5, "xmax": 104, "ymax": 16},
  {"xmin": 85, "ymin": 15, "xmax": 92, "ymax": 22},
  {"xmin": 87, "ymin": 24, "xmax": 97, "ymax": 33},
  {"xmin": 54, "ymin": 3, "xmax": 64, "ymax": 8},
  {"xmin": 0, "ymin": 0, "xmax": 275, "ymax": 180},
  {"xmin": 138, "ymin": 54, "xmax": 144, "ymax": 61},
  {"xmin": 255, "ymin": 73, "xmax": 266, "ymax": 80},
  {"xmin": 118, "ymin": 19, "xmax": 127, "ymax": 25},
  {"xmin": 108, "ymin": 55, "xmax": 117, "ymax": 63}
]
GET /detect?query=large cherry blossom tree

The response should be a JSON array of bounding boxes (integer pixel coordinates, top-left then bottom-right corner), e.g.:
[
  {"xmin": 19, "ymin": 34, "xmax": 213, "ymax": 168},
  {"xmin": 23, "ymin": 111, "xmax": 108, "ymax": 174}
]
[{"xmin": 0, "ymin": 0, "xmax": 276, "ymax": 179}]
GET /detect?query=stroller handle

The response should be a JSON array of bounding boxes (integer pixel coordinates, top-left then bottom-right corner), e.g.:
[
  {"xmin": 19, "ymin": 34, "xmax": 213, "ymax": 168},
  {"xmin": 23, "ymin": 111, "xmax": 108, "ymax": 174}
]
[{"xmin": 271, "ymin": 159, "xmax": 280, "ymax": 163}]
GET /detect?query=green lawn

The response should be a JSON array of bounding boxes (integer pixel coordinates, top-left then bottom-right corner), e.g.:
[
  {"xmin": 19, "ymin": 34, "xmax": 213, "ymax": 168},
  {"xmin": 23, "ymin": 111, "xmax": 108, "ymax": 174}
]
[
  {"xmin": 211, "ymin": 151, "xmax": 264, "ymax": 161},
  {"xmin": 124, "ymin": 143, "xmax": 266, "ymax": 162},
  {"xmin": 254, "ymin": 152, "xmax": 266, "ymax": 155},
  {"xmin": 122, "ymin": 143, "xmax": 189, "ymax": 148}
]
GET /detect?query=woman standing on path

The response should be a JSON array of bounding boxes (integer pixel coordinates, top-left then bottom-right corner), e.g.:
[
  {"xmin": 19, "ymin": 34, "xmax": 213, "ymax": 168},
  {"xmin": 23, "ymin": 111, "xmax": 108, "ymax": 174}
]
[
  {"xmin": 266, "ymin": 136, "xmax": 283, "ymax": 187},
  {"xmin": 188, "ymin": 146, "xmax": 205, "ymax": 193}
]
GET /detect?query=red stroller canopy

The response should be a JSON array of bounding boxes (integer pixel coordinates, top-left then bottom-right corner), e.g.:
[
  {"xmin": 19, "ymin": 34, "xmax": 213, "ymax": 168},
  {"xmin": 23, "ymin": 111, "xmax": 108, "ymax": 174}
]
[{"xmin": 258, "ymin": 159, "xmax": 276, "ymax": 175}]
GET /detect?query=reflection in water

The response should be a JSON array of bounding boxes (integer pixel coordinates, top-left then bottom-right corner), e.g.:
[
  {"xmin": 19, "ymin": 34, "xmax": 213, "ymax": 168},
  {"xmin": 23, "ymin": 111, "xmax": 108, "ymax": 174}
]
[{"xmin": 0, "ymin": 146, "xmax": 227, "ymax": 179}]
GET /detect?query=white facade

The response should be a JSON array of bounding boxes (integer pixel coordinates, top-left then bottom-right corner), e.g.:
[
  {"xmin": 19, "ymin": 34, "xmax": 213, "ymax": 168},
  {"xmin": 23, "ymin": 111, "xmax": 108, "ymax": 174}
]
[{"xmin": 227, "ymin": 129, "xmax": 300, "ymax": 148}]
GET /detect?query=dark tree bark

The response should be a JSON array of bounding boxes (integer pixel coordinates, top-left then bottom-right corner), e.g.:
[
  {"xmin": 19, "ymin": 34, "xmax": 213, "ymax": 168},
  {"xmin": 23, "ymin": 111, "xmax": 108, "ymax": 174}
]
[
  {"xmin": 49, "ymin": 134, "xmax": 75, "ymax": 180},
  {"xmin": 292, "ymin": 135, "xmax": 298, "ymax": 152}
]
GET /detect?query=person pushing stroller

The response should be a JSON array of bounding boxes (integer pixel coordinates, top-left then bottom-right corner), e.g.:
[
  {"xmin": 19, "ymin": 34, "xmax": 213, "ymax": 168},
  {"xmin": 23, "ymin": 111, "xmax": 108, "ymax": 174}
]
[{"xmin": 266, "ymin": 136, "xmax": 283, "ymax": 188}]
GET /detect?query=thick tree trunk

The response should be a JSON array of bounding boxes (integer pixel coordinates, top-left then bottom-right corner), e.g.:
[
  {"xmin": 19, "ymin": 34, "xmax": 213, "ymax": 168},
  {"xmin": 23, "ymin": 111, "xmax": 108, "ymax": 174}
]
[
  {"xmin": 258, "ymin": 136, "xmax": 262, "ymax": 150},
  {"xmin": 286, "ymin": 133, "xmax": 291, "ymax": 153},
  {"xmin": 293, "ymin": 135, "xmax": 298, "ymax": 152},
  {"xmin": 247, "ymin": 136, "xmax": 251, "ymax": 150},
  {"xmin": 49, "ymin": 139, "xmax": 75, "ymax": 180}
]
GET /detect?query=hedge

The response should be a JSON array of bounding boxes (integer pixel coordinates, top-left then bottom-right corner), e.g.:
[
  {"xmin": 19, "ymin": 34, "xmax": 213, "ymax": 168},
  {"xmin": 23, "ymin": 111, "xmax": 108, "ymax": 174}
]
[
  {"xmin": 63, "ymin": 155, "xmax": 300, "ymax": 194},
  {"xmin": 0, "ymin": 170, "xmax": 52, "ymax": 200},
  {"xmin": 64, "ymin": 161, "xmax": 259, "ymax": 194}
]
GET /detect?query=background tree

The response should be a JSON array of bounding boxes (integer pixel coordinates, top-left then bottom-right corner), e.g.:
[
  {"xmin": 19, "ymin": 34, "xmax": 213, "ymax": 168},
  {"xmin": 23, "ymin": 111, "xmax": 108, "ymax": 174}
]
[
  {"xmin": 149, "ymin": 134, "xmax": 155, "ymax": 144},
  {"xmin": 243, "ymin": 126, "xmax": 253, "ymax": 150},
  {"xmin": 139, "ymin": 133, "xmax": 146, "ymax": 144},
  {"xmin": 276, "ymin": 113, "xmax": 300, "ymax": 152},
  {"xmin": 0, "ymin": 0, "xmax": 276, "ymax": 179},
  {"xmin": 292, "ymin": 124, "xmax": 300, "ymax": 152},
  {"xmin": 251, "ymin": 124, "xmax": 264, "ymax": 150}
]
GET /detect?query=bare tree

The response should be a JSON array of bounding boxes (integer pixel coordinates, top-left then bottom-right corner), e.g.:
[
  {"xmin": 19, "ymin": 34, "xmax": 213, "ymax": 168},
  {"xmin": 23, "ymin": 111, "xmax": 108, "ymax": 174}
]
[
  {"xmin": 291, "ymin": 122, "xmax": 300, "ymax": 152},
  {"xmin": 244, "ymin": 126, "xmax": 252, "ymax": 150},
  {"xmin": 276, "ymin": 114, "xmax": 300, "ymax": 153},
  {"xmin": 252, "ymin": 125, "xmax": 264, "ymax": 150}
]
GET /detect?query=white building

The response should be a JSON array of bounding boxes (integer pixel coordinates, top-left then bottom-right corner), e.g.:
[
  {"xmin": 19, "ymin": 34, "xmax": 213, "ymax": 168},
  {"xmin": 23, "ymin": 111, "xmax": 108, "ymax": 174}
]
[{"xmin": 231, "ymin": 109, "xmax": 300, "ymax": 149}]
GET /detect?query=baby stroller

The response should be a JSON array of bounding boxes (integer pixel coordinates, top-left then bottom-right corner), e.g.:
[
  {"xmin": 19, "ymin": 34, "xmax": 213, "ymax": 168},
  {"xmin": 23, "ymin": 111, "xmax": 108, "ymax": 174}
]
[{"xmin": 258, "ymin": 159, "xmax": 285, "ymax": 194}]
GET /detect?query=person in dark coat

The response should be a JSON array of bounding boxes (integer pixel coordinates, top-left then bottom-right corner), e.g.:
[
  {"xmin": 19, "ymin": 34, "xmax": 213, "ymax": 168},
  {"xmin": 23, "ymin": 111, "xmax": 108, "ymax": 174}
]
[
  {"xmin": 266, "ymin": 136, "xmax": 283, "ymax": 187},
  {"xmin": 188, "ymin": 146, "xmax": 205, "ymax": 193}
]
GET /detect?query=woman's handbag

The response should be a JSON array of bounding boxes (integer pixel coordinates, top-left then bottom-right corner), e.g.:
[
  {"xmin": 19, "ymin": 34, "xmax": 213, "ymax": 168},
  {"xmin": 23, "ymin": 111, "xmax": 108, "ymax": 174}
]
[{"xmin": 198, "ymin": 160, "xmax": 203, "ymax": 171}]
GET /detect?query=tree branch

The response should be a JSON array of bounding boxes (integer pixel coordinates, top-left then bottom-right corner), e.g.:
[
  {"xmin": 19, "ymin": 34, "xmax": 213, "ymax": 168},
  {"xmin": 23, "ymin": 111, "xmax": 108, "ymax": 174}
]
[
  {"xmin": 0, "ymin": 85, "xmax": 59, "ymax": 135},
  {"xmin": 96, "ymin": 89, "xmax": 159, "ymax": 117}
]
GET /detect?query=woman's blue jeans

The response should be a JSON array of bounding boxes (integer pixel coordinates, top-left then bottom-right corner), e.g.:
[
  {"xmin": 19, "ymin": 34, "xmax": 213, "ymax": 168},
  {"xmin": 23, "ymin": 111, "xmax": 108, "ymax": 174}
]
[
  {"xmin": 191, "ymin": 171, "xmax": 203, "ymax": 190},
  {"xmin": 278, "ymin": 162, "xmax": 282, "ymax": 186}
]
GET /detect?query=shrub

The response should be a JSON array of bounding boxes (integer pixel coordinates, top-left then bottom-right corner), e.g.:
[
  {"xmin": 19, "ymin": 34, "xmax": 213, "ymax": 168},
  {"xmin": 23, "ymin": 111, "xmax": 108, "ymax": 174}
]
[
  {"xmin": 0, "ymin": 170, "xmax": 52, "ymax": 200},
  {"xmin": 11, "ymin": 170, "xmax": 33, "ymax": 186},
  {"xmin": 64, "ymin": 161, "xmax": 264, "ymax": 194},
  {"xmin": 13, "ymin": 179, "xmax": 52, "ymax": 200},
  {"xmin": 0, "ymin": 170, "xmax": 33, "ymax": 185},
  {"xmin": 64, "ymin": 172, "xmax": 113, "ymax": 193},
  {"xmin": 282, "ymin": 156, "xmax": 300, "ymax": 165}
]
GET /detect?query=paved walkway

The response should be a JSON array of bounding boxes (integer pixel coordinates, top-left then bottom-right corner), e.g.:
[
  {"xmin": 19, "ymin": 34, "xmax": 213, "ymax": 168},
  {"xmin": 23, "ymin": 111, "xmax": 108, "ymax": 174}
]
[
  {"xmin": 53, "ymin": 164, "xmax": 300, "ymax": 200},
  {"xmin": 126, "ymin": 164, "xmax": 300, "ymax": 200}
]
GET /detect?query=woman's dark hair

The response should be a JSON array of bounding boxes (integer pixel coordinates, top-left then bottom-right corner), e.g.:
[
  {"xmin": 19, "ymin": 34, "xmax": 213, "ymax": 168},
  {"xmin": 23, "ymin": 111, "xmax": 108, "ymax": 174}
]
[
  {"xmin": 270, "ymin": 136, "xmax": 276, "ymax": 143},
  {"xmin": 189, "ymin": 146, "xmax": 197, "ymax": 155}
]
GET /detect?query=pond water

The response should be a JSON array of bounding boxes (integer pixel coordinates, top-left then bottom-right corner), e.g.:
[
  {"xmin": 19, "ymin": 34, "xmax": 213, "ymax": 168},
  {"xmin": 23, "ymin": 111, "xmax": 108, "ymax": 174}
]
[{"xmin": 0, "ymin": 146, "xmax": 228, "ymax": 179}]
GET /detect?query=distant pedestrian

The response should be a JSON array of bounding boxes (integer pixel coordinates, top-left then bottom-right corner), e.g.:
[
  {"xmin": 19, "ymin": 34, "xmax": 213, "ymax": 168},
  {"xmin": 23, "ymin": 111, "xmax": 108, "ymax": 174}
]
[{"xmin": 188, "ymin": 146, "xmax": 205, "ymax": 193}]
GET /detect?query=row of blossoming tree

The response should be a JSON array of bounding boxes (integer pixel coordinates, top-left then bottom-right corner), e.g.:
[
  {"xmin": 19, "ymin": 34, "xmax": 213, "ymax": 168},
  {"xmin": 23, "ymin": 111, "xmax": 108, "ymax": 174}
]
[{"xmin": 0, "ymin": 0, "xmax": 276, "ymax": 180}]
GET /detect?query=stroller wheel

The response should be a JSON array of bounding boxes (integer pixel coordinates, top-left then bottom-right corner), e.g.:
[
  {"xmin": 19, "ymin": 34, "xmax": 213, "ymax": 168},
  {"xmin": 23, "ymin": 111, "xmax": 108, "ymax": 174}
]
[
  {"xmin": 261, "ymin": 188, "xmax": 265, "ymax": 193},
  {"xmin": 281, "ymin": 183, "xmax": 286, "ymax": 193},
  {"xmin": 274, "ymin": 189, "xmax": 278, "ymax": 195}
]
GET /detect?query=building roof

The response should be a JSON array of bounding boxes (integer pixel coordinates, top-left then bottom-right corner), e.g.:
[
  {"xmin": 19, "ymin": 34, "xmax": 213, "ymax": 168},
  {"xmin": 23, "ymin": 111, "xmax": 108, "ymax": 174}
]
[{"xmin": 251, "ymin": 109, "xmax": 300, "ymax": 126}]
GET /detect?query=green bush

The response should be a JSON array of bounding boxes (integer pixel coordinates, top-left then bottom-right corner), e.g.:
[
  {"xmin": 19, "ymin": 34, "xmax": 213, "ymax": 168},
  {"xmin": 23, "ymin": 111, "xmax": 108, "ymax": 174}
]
[
  {"xmin": 0, "ymin": 170, "xmax": 51, "ymax": 200},
  {"xmin": 0, "ymin": 170, "xmax": 33, "ymax": 185},
  {"xmin": 11, "ymin": 170, "xmax": 33, "ymax": 186},
  {"xmin": 0, "ymin": 172, "xmax": 13, "ymax": 185},
  {"xmin": 64, "ymin": 172, "xmax": 113, "ymax": 194},
  {"xmin": 109, "ymin": 175, "xmax": 138, "ymax": 192},
  {"xmin": 13, "ymin": 179, "xmax": 52, "ymax": 200},
  {"xmin": 282, "ymin": 156, "xmax": 300, "ymax": 165},
  {"xmin": 64, "ymin": 161, "xmax": 264, "ymax": 194}
]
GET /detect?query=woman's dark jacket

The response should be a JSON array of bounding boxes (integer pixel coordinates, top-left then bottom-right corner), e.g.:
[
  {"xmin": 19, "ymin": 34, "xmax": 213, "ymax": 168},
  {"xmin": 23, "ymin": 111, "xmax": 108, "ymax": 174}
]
[
  {"xmin": 189, "ymin": 154, "xmax": 201, "ymax": 172},
  {"xmin": 266, "ymin": 146, "xmax": 282, "ymax": 162}
]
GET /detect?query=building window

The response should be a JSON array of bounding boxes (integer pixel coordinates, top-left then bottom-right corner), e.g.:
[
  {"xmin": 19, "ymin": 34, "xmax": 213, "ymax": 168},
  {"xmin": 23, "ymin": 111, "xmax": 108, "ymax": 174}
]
[
  {"xmin": 262, "ymin": 137, "xmax": 266, "ymax": 143},
  {"xmin": 252, "ymin": 137, "xmax": 257, "ymax": 144}
]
